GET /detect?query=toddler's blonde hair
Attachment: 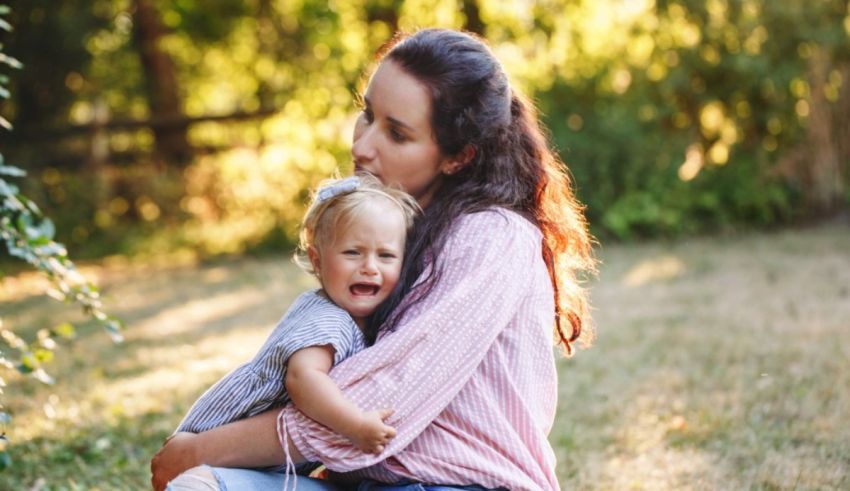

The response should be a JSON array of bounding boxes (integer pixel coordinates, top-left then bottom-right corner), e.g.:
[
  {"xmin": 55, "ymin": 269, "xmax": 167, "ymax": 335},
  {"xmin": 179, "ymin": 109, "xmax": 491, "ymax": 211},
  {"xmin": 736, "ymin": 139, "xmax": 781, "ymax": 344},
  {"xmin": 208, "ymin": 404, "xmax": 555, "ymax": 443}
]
[{"xmin": 295, "ymin": 173, "xmax": 420, "ymax": 275}]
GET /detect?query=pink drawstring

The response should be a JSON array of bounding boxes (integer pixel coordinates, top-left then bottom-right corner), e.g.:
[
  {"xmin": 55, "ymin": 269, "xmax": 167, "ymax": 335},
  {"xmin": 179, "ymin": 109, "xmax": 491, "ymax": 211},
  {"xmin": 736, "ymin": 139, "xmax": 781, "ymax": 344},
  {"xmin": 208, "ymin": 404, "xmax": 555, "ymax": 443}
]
[{"xmin": 277, "ymin": 409, "xmax": 297, "ymax": 490}]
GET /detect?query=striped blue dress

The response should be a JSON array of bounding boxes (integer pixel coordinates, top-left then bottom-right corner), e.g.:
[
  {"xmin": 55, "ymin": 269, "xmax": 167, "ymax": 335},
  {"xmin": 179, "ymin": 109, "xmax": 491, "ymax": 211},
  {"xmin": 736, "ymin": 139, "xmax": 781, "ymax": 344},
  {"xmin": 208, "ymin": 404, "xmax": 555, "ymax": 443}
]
[{"xmin": 176, "ymin": 289, "xmax": 367, "ymax": 433}]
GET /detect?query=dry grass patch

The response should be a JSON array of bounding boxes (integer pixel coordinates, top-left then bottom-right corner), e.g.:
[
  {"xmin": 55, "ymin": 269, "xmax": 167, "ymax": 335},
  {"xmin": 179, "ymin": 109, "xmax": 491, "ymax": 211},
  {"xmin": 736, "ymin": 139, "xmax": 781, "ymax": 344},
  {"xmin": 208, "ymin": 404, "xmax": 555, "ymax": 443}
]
[{"xmin": 555, "ymin": 224, "xmax": 850, "ymax": 489}]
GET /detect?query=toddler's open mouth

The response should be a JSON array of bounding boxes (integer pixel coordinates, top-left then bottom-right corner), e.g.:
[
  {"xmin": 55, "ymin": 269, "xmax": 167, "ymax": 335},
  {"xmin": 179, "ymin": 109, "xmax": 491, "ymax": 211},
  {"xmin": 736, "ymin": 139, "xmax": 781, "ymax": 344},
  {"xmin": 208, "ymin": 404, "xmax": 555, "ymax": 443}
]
[{"xmin": 350, "ymin": 283, "xmax": 380, "ymax": 296}]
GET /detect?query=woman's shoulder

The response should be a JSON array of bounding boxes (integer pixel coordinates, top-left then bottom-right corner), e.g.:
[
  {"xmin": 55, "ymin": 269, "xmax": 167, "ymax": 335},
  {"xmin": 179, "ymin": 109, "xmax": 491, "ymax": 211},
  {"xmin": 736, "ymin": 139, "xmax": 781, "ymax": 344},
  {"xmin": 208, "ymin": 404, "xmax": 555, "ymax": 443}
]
[{"xmin": 450, "ymin": 207, "xmax": 543, "ymax": 245}]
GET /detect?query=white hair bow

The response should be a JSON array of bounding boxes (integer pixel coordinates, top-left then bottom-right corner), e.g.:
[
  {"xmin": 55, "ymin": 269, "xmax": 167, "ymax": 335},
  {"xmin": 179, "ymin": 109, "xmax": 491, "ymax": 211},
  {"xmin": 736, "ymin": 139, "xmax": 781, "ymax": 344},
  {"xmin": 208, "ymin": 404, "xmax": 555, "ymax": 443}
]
[{"xmin": 316, "ymin": 176, "xmax": 360, "ymax": 203}]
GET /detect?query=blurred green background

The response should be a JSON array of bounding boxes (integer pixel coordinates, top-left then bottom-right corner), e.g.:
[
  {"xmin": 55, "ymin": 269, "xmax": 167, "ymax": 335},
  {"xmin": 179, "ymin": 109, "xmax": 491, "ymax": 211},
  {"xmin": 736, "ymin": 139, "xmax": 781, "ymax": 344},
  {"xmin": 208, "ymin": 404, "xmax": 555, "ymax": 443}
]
[{"xmin": 2, "ymin": 0, "xmax": 847, "ymax": 261}]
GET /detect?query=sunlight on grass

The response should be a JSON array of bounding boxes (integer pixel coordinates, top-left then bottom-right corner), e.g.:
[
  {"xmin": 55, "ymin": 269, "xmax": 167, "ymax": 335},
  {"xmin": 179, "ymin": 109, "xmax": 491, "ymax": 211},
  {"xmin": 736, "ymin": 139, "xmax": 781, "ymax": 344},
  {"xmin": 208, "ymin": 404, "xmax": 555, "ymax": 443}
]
[
  {"xmin": 87, "ymin": 327, "xmax": 268, "ymax": 419},
  {"xmin": 0, "ymin": 271, "xmax": 48, "ymax": 302},
  {"xmin": 127, "ymin": 288, "xmax": 271, "ymax": 340},
  {"xmin": 600, "ymin": 374, "xmax": 720, "ymax": 489},
  {"xmin": 601, "ymin": 439, "xmax": 716, "ymax": 489},
  {"xmin": 9, "ymin": 309, "xmax": 273, "ymax": 442},
  {"xmin": 621, "ymin": 254, "xmax": 686, "ymax": 287}
]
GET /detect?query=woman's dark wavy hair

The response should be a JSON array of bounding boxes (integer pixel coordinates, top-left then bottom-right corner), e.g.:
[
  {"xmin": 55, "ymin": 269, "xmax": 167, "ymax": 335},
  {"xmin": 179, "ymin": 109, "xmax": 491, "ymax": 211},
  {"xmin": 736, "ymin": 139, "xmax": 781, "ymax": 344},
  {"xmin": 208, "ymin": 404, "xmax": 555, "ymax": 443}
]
[{"xmin": 367, "ymin": 29, "xmax": 596, "ymax": 354}]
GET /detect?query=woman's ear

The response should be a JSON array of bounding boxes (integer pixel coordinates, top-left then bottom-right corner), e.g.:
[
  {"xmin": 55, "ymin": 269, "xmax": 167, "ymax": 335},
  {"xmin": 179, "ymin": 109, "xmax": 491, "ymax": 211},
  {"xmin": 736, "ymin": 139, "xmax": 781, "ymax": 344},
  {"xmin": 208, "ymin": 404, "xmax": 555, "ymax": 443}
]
[
  {"xmin": 441, "ymin": 144, "xmax": 476, "ymax": 175},
  {"xmin": 307, "ymin": 246, "xmax": 321, "ymax": 277}
]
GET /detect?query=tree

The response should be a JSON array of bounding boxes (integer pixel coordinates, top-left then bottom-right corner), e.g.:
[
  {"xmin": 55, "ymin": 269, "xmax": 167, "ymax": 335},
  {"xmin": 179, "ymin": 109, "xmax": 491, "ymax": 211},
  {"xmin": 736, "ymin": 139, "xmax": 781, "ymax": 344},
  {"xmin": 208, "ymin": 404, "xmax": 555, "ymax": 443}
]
[{"xmin": 132, "ymin": 0, "xmax": 192, "ymax": 165}]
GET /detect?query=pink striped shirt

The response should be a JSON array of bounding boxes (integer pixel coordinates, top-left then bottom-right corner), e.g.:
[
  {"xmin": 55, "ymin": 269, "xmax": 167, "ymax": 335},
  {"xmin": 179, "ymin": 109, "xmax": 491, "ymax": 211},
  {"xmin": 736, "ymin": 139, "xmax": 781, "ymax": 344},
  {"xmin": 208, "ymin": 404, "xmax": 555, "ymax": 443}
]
[{"xmin": 281, "ymin": 209, "xmax": 561, "ymax": 490}]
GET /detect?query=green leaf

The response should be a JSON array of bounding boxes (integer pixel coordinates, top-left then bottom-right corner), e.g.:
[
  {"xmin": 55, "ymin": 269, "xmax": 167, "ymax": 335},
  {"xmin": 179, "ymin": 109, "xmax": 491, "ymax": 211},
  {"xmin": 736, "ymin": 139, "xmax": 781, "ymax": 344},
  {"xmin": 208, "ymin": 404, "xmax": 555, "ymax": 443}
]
[
  {"xmin": 34, "ymin": 349, "xmax": 54, "ymax": 364},
  {"xmin": 52, "ymin": 323, "xmax": 76, "ymax": 339},
  {"xmin": 0, "ymin": 5, "xmax": 10, "ymax": 15},
  {"xmin": 14, "ymin": 213, "xmax": 30, "ymax": 230},
  {"xmin": 0, "ymin": 115, "xmax": 10, "ymax": 131},
  {"xmin": 22, "ymin": 197, "xmax": 41, "ymax": 215},
  {"xmin": 0, "ymin": 53, "xmax": 22, "ymax": 69},
  {"xmin": 0, "ymin": 450, "xmax": 10, "ymax": 471},
  {"xmin": 24, "ymin": 226, "xmax": 42, "ymax": 241},
  {"xmin": 0, "ymin": 18, "xmax": 10, "ymax": 32},
  {"xmin": 0, "ymin": 179, "xmax": 18, "ymax": 196},
  {"xmin": 106, "ymin": 320, "xmax": 124, "ymax": 343},
  {"xmin": 32, "ymin": 368, "xmax": 54, "ymax": 385},
  {"xmin": 21, "ymin": 352, "xmax": 38, "ymax": 369},
  {"xmin": 0, "ymin": 165, "xmax": 24, "ymax": 177},
  {"xmin": 37, "ymin": 218, "xmax": 55, "ymax": 240}
]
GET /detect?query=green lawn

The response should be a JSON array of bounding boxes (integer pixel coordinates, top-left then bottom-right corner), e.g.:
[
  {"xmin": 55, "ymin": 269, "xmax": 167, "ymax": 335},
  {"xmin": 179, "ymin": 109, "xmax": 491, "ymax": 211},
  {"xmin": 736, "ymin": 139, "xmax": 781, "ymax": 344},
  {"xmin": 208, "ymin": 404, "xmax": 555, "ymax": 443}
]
[{"xmin": 1, "ymin": 224, "xmax": 848, "ymax": 490}]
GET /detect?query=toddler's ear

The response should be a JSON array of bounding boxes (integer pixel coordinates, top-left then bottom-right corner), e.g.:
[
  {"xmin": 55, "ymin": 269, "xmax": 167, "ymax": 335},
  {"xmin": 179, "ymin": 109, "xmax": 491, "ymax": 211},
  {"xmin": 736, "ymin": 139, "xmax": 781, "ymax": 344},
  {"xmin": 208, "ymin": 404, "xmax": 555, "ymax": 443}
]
[{"xmin": 307, "ymin": 246, "xmax": 321, "ymax": 277}]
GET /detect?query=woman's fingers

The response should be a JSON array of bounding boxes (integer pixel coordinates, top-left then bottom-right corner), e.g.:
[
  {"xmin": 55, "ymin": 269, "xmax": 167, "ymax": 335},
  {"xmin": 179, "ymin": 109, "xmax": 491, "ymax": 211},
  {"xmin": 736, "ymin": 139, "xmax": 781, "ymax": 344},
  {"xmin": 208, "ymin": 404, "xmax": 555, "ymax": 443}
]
[
  {"xmin": 150, "ymin": 449, "xmax": 168, "ymax": 491},
  {"xmin": 150, "ymin": 432, "xmax": 201, "ymax": 491}
]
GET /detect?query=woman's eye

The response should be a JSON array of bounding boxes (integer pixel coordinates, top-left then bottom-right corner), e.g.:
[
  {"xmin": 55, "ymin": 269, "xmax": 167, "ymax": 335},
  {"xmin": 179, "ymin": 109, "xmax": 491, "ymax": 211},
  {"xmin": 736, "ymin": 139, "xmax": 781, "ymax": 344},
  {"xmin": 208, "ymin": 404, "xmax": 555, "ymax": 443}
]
[
  {"xmin": 343, "ymin": 250, "xmax": 359, "ymax": 256},
  {"xmin": 389, "ymin": 128, "xmax": 406, "ymax": 142},
  {"xmin": 379, "ymin": 252, "xmax": 398, "ymax": 259},
  {"xmin": 361, "ymin": 108, "xmax": 374, "ymax": 124}
]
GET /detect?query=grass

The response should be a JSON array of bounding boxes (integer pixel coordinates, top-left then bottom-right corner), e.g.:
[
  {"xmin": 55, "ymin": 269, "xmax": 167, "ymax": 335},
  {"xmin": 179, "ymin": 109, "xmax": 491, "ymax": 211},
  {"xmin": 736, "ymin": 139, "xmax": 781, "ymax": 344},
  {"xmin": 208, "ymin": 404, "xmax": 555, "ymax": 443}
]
[{"xmin": 1, "ymin": 224, "xmax": 848, "ymax": 490}]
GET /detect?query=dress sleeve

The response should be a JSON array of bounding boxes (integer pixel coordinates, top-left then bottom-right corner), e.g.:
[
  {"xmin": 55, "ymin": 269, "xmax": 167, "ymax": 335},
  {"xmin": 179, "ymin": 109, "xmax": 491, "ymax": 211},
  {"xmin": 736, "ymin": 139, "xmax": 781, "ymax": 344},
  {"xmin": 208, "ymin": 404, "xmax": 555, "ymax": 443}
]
[
  {"xmin": 276, "ymin": 299, "xmax": 359, "ymax": 367},
  {"xmin": 281, "ymin": 210, "xmax": 543, "ymax": 471}
]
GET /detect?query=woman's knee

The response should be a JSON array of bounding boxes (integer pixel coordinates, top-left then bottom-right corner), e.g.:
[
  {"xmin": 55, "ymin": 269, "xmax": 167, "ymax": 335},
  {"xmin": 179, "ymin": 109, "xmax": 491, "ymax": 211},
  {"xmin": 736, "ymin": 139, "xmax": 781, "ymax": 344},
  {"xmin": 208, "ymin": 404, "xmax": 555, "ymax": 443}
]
[{"xmin": 166, "ymin": 465, "xmax": 220, "ymax": 491}]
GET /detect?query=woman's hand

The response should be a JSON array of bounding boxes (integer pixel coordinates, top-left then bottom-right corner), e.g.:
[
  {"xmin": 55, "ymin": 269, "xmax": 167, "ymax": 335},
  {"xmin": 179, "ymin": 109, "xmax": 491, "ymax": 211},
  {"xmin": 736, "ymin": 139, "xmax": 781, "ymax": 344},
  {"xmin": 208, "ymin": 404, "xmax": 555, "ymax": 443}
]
[
  {"xmin": 150, "ymin": 432, "xmax": 201, "ymax": 491},
  {"xmin": 150, "ymin": 411, "xmax": 292, "ymax": 490}
]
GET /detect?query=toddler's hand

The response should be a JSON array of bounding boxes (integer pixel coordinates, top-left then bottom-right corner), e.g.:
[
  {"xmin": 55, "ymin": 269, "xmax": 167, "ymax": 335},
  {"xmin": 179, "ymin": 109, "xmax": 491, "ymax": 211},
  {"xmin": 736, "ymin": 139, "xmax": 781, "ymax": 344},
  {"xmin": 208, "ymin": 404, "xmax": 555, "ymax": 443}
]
[{"xmin": 347, "ymin": 408, "xmax": 396, "ymax": 454}]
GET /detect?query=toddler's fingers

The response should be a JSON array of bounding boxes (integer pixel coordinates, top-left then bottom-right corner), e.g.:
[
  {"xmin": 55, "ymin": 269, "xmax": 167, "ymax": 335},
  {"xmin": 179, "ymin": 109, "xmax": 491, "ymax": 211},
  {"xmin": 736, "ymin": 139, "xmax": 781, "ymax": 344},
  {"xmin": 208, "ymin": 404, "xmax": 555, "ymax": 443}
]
[{"xmin": 377, "ymin": 408, "xmax": 394, "ymax": 420}]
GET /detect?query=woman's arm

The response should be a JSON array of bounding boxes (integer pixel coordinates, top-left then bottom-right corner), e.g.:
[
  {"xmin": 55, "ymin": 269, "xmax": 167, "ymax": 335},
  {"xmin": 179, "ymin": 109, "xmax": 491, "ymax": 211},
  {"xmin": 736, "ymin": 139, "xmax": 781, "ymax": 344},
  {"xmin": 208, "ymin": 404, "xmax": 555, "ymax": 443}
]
[
  {"xmin": 286, "ymin": 346, "xmax": 396, "ymax": 453},
  {"xmin": 150, "ymin": 409, "xmax": 300, "ymax": 491}
]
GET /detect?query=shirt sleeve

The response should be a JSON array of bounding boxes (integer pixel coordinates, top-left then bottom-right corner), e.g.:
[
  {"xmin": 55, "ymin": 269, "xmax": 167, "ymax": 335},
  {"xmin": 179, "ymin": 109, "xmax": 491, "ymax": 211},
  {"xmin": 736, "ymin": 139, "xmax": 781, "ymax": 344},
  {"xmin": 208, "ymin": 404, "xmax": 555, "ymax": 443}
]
[
  {"xmin": 276, "ymin": 301, "xmax": 359, "ymax": 367},
  {"xmin": 281, "ymin": 209, "xmax": 544, "ymax": 471}
]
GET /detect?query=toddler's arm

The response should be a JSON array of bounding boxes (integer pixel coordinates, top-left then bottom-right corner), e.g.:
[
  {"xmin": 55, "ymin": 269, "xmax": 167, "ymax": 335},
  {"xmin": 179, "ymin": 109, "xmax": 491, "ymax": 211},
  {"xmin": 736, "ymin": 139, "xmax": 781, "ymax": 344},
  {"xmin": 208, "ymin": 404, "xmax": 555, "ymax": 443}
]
[{"xmin": 285, "ymin": 346, "xmax": 396, "ymax": 454}]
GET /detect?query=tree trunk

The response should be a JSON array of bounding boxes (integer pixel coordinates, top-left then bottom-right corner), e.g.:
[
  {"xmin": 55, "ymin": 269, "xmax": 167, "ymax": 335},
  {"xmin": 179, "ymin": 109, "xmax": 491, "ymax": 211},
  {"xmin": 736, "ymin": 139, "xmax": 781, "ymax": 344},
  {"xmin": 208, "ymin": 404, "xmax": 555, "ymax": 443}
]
[
  {"xmin": 461, "ymin": 0, "xmax": 485, "ymax": 36},
  {"xmin": 132, "ymin": 0, "xmax": 192, "ymax": 166},
  {"xmin": 834, "ymin": 63, "xmax": 850, "ymax": 205},
  {"xmin": 802, "ymin": 48, "xmax": 844, "ymax": 212},
  {"xmin": 366, "ymin": 1, "xmax": 399, "ymax": 34}
]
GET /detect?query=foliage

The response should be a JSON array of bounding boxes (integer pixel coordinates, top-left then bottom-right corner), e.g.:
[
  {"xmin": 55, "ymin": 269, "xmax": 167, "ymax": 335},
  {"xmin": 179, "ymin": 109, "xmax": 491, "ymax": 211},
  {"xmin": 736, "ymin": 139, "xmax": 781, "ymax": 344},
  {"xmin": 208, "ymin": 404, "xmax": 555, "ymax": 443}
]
[
  {"xmin": 0, "ymin": 4, "xmax": 122, "ymax": 471},
  {"xmin": 0, "ymin": 0, "xmax": 848, "ymax": 254},
  {"xmin": 533, "ymin": 0, "xmax": 850, "ymax": 238}
]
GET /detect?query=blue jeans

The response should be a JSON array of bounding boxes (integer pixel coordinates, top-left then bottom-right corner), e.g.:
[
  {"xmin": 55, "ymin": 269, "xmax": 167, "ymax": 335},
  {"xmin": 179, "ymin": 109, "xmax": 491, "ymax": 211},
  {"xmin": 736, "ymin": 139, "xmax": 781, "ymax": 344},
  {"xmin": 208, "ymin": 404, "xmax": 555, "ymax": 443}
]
[
  {"xmin": 208, "ymin": 467, "xmax": 498, "ymax": 491},
  {"xmin": 357, "ymin": 481, "xmax": 501, "ymax": 491}
]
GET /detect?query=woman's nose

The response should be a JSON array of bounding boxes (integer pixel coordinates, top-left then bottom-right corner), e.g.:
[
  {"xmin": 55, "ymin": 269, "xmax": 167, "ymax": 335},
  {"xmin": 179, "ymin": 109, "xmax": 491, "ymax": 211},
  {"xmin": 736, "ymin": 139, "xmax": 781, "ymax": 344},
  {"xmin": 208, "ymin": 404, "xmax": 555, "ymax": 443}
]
[{"xmin": 352, "ymin": 119, "xmax": 377, "ymax": 165}]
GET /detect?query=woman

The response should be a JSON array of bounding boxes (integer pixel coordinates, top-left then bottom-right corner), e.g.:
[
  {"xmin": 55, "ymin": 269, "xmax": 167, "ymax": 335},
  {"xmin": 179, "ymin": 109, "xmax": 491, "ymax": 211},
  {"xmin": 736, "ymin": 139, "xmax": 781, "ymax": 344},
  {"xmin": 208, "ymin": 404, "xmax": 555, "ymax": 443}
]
[{"xmin": 152, "ymin": 28, "xmax": 594, "ymax": 491}]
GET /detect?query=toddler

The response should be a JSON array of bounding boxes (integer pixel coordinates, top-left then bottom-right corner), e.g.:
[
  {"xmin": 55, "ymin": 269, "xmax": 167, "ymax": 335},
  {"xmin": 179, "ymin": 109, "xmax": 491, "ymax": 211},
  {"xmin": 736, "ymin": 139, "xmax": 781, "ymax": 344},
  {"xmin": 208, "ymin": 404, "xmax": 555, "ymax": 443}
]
[{"xmin": 175, "ymin": 174, "xmax": 419, "ymax": 457}]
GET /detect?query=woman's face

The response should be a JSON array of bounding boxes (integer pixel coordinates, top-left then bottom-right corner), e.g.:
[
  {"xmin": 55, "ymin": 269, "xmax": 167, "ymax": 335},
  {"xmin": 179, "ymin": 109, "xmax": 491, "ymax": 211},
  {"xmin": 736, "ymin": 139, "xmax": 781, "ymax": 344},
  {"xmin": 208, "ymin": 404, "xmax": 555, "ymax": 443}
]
[{"xmin": 353, "ymin": 60, "xmax": 456, "ymax": 208}]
